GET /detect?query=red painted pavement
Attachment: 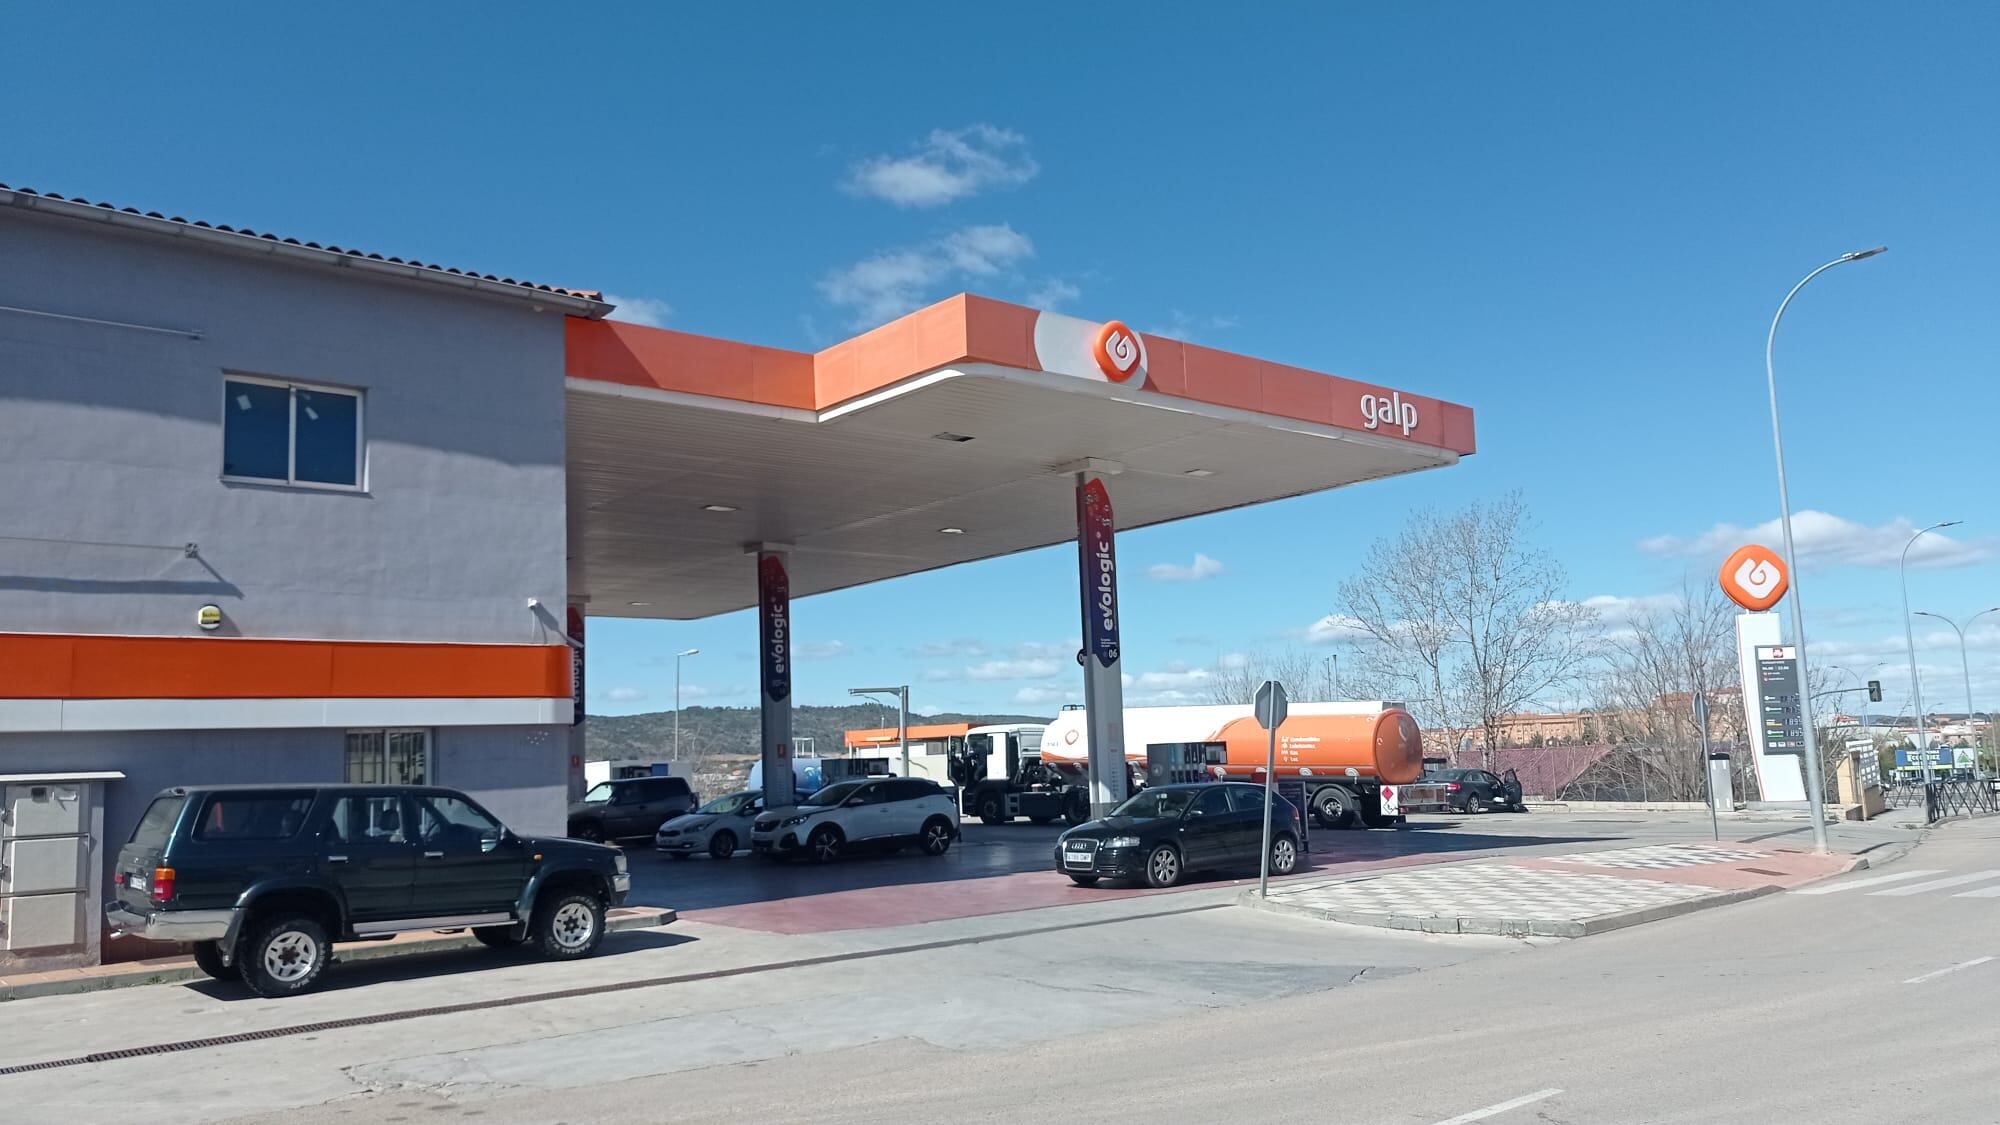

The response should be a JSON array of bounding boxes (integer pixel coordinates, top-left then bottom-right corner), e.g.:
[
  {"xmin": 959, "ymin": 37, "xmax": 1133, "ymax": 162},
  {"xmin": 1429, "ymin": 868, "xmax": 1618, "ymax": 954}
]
[{"xmin": 681, "ymin": 853, "xmax": 1444, "ymax": 935}]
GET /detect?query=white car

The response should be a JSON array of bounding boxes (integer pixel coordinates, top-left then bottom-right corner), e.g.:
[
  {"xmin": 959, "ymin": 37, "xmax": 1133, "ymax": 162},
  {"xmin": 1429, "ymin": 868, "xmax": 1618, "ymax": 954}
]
[
  {"xmin": 751, "ymin": 777, "xmax": 960, "ymax": 863},
  {"xmin": 654, "ymin": 789, "xmax": 765, "ymax": 860}
]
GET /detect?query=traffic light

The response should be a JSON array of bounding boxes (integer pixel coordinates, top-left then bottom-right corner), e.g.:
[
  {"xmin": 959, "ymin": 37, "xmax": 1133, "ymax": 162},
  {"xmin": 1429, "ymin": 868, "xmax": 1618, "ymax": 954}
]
[{"xmin": 1868, "ymin": 680, "xmax": 1883, "ymax": 702}]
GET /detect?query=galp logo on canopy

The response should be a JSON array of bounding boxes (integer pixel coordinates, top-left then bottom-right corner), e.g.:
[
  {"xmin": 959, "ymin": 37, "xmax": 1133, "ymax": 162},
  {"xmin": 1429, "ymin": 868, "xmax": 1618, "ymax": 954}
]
[
  {"xmin": 1032, "ymin": 312, "xmax": 1149, "ymax": 386},
  {"xmin": 1718, "ymin": 543, "xmax": 1789, "ymax": 611}
]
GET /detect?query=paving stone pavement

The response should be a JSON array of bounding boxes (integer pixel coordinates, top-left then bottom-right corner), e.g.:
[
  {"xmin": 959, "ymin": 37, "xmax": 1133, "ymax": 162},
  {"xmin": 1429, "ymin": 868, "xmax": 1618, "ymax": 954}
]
[
  {"xmin": 1264, "ymin": 864, "xmax": 1713, "ymax": 922},
  {"xmin": 1243, "ymin": 839, "xmax": 1861, "ymax": 937}
]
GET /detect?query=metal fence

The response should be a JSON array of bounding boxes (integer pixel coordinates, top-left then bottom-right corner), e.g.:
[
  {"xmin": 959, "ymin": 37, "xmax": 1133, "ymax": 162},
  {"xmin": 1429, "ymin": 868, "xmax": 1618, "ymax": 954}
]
[{"xmin": 1885, "ymin": 779, "xmax": 2000, "ymax": 822}]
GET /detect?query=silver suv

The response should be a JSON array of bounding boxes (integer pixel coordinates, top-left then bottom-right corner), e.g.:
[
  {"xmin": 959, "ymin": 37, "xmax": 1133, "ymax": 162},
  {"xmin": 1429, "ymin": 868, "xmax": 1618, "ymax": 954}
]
[{"xmin": 750, "ymin": 777, "xmax": 960, "ymax": 863}]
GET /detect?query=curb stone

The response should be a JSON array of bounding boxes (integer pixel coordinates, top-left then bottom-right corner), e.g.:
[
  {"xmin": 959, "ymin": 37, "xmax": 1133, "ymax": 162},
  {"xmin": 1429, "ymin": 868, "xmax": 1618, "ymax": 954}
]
[{"xmin": 0, "ymin": 908, "xmax": 676, "ymax": 1003}]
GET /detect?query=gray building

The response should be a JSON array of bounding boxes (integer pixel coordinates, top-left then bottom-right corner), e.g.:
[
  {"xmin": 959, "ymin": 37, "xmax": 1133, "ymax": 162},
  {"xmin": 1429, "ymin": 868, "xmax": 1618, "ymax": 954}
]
[{"xmin": 0, "ymin": 184, "xmax": 606, "ymax": 968}]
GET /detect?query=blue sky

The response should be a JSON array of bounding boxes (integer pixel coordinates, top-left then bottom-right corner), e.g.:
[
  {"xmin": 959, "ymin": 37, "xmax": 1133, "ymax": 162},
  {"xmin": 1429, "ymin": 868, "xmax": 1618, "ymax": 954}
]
[{"xmin": 6, "ymin": 3, "xmax": 1997, "ymax": 719}]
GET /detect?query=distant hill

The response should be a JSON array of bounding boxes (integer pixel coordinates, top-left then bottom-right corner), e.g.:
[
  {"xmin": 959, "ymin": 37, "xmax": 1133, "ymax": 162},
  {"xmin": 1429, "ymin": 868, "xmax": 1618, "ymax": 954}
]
[{"xmin": 584, "ymin": 704, "xmax": 1052, "ymax": 796}]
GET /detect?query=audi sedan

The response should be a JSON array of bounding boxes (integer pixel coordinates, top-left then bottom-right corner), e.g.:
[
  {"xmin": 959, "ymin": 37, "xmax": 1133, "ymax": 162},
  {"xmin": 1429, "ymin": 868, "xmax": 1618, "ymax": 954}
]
[{"xmin": 1054, "ymin": 782, "xmax": 1303, "ymax": 888}]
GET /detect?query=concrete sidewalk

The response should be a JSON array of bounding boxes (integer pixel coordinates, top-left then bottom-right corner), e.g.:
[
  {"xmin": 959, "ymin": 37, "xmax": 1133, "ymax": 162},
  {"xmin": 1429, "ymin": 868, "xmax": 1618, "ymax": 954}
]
[
  {"xmin": 1241, "ymin": 841, "xmax": 1866, "ymax": 937},
  {"xmin": 0, "ymin": 907, "xmax": 676, "ymax": 1002}
]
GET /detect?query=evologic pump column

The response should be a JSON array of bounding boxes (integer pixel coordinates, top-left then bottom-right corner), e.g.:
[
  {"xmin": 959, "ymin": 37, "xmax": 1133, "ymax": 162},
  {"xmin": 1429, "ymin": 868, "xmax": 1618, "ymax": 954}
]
[{"xmin": 1070, "ymin": 460, "xmax": 1129, "ymax": 817}]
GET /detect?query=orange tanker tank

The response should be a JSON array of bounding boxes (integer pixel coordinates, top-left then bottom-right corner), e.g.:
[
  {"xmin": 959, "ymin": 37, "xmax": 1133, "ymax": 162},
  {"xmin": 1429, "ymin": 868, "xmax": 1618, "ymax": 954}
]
[{"xmin": 1209, "ymin": 709, "xmax": 1425, "ymax": 786}]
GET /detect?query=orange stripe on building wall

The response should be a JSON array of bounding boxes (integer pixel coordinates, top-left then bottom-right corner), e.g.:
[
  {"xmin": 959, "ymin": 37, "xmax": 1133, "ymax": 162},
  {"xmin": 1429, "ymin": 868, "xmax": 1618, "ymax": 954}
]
[{"xmin": 0, "ymin": 633, "xmax": 571, "ymax": 700}]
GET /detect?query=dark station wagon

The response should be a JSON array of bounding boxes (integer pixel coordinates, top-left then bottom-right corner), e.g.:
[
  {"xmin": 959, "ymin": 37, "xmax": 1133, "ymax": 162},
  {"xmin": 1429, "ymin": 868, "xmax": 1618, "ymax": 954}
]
[{"xmin": 106, "ymin": 784, "xmax": 630, "ymax": 997}]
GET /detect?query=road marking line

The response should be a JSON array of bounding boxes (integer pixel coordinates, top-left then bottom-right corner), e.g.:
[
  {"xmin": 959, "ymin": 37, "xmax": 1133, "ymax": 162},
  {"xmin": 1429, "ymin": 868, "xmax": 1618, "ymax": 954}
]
[
  {"xmin": 1792, "ymin": 869, "xmax": 1942, "ymax": 894},
  {"xmin": 1904, "ymin": 957, "xmax": 1994, "ymax": 985},
  {"xmin": 1870, "ymin": 870, "xmax": 2000, "ymax": 897},
  {"xmin": 1954, "ymin": 885, "xmax": 2000, "ymax": 898},
  {"xmin": 1430, "ymin": 1088, "xmax": 1564, "ymax": 1124}
]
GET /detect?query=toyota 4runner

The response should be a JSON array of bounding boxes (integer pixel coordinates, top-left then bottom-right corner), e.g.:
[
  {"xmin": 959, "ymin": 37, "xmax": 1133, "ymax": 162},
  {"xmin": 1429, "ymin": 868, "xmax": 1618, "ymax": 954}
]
[{"xmin": 105, "ymin": 784, "xmax": 631, "ymax": 997}]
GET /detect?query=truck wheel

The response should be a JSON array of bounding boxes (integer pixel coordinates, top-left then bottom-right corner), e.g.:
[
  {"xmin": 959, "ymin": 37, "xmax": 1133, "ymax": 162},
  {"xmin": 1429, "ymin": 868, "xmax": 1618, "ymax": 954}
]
[
  {"xmin": 709, "ymin": 830, "xmax": 738, "ymax": 860},
  {"xmin": 1314, "ymin": 787, "xmax": 1359, "ymax": 830},
  {"xmin": 920, "ymin": 817, "xmax": 955, "ymax": 856},
  {"xmin": 241, "ymin": 914, "xmax": 329, "ymax": 998},
  {"xmin": 978, "ymin": 795, "xmax": 1005, "ymax": 826},
  {"xmin": 473, "ymin": 924, "xmax": 525, "ymax": 949},
  {"xmin": 1269, "ymin": 834, "xmax": 1300, "ymax": 877},
  {"xmin": 530, "ymin": 890, "xmax": 604, "ymax": 960},
  {"xmin": 192, "ymin": 939, "xmax": 239, "ymax": 982},
  {"xmin": 807, "ymin": 824, "xmax": 844, "ymax": 864},
  {"xmin": 1068, "ymin": 875, "xmax": 1100, "ymax": 887},
  {"xmin": 1143, "ymin": 844, "xmax": 1183, "ymax": 888},
  {"xmin": 1063, "ymin": 791, "xmax": 1090, "ymax": 826}
]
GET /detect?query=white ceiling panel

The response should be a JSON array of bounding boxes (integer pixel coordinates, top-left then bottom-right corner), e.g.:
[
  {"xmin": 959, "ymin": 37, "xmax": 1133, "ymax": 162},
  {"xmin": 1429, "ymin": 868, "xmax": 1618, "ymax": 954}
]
[{"xmin": 567, "ymin": 369, "xmax": 1458, "ymax": 619}]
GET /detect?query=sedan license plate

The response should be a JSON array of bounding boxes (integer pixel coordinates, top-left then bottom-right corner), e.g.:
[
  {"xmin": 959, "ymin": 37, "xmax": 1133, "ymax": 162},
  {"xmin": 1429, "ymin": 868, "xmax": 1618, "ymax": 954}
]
[{"xmin": 1063, "ymin": 848, "xmax": 1094, "ymax": 870}]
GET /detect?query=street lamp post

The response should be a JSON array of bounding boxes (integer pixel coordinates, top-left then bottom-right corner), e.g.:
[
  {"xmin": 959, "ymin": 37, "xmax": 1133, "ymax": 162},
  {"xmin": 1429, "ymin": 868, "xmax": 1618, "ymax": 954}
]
[
  {"xmin": 1900, "ymin": 522, "xmax": 1961, "ymax": 783},
  {"xmin": 849, "ymin": 686, "xmax": 910, "ymax": 775},
  {"xmin": 1764, "ymin": 246, "xmax": 1884, "ymax": 853},
  {"xmin": 672, "ymin": 647, "xmax": 699, "ymax": 761},
  {"xmin": 1915, "ymin": 608, "xmax": 2000, "ymax": 776}
]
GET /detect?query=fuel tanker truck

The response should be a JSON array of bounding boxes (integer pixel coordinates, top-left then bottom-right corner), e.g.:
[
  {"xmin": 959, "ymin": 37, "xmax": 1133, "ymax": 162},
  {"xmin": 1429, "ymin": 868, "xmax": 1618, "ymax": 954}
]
[{"xmin": 1038, "ymin": 702, "xmax": 1447, "ymax": 829}]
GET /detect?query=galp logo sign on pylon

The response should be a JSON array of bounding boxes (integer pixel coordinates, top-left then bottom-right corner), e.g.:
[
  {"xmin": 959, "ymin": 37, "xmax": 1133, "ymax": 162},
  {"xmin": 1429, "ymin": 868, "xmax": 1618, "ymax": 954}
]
[{"xmin": 1718, "ymin": 543, "xmax": 1789, "ymax": 611}]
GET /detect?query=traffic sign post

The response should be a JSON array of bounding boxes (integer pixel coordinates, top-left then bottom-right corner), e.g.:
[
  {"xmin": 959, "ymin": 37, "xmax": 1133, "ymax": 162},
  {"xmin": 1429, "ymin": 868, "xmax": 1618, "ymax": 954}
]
[
  {"xmin": 1694, "ymin": 691, "xmax": 1718, "ymax": 840},
  {"xmin": 1255, "ymin": 680, "xmax": 1288, "ymax": 899}
]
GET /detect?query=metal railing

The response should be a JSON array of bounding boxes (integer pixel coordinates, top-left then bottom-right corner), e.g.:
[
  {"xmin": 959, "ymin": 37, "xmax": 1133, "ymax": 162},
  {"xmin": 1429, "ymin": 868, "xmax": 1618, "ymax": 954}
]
[{"xmin": 1924, "ymin": 779, "xmax": 2000, "ymax": 823}]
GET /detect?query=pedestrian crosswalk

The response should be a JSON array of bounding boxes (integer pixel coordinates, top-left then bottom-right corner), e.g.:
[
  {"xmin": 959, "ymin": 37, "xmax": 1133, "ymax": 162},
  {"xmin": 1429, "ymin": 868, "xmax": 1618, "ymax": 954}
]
[{"xmin": 1796, "ymin": 868, "xmax": 2000, "ymax": 899}]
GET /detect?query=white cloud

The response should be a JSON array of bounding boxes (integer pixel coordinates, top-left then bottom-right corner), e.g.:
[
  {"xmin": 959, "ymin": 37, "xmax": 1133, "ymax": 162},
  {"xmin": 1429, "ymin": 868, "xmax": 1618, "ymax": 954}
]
[
  {"xmin": 1026, "ymin": 277, "xmax": 1082, "ymax": 309},
  {"xmin": 1152, "ymin": 310, "xmax": 1241, "ymax": 343},
  {"xmin": 966, "ymin": 658, "xmax": 1062, "ymax": 681},
  {"xmin": 603, "ymin": 293, "xmax": 671, "ymax": 328},
  {"xmin": 1013, "ymin": 685, "xmax": 1071, "ymax": 706},
  {"xmin": 796, "ymin": 640, "xmax": 852, "ymax": 660},
  {"xmin": 1641, "ymin": 512, "xmax": 1991, "ymax": 569},
  {"xmin": 1219, "ymin": 651, "xmax": 1253, "ymax": 670},
  {"xmin": 844, "ymin": 125, "xmax": 1038, "ymax": 208},
  {"xmin": 820, "ymin": 223, "xmax": 1035, "ymax": 326},
  {"xmin": 601, "ymin": 686, "xmax": 648, "ymax": 703},
  {"xmin": 1577, "ymin": 593, "xmax": 1684, "ymax": 632},
  {"xmin": 1147, "ymin": 553, "xmax": 1224, "ymax": 582},
  {"xmin": 1123, "ymin": 665, "xmax": 1213, "ymax": 691},
  {"xmin": 907, "ymin": 638, "xmax": 989, "ymax": 659},
  {"xmin": 1012, "ymin": 640, "xmax": 1077, "ymax": 660},
  {"xmin": 1304, "ymin": 614, "xmax": 1369, "ymax": 645}
]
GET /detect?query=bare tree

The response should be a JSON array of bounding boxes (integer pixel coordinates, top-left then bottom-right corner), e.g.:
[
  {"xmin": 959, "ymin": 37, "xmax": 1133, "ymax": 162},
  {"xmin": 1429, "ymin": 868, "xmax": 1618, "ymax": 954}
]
[
  {"xmin": 1206, "ymin": 649, "xmax": 1342, "ymax": 706},
  {"xmin": 1593, "ymin": 578, "xmax": 1742, "ymax": 801},
  {"xmin": 1338, "ymin": 492, "xmax": 1598, "ymax": 770}
]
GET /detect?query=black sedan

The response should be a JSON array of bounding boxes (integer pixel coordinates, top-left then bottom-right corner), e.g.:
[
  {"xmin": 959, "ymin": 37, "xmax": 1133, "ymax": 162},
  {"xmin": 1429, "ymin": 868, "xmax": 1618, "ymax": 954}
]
[
  {"xmin": 1425, "ymin": 767, "xmax": 1526, "ymax": 813},
  {"xmin": 1054, "ymin": 782, "xmax": 1303, "ymax": 888}
]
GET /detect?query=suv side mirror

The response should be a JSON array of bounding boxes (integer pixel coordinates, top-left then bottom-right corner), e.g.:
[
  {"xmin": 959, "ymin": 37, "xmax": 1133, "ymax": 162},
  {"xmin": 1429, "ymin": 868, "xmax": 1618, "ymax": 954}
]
[{"xmin": 844, "ymin": 796, "xmax": 866, "ymax": 807}]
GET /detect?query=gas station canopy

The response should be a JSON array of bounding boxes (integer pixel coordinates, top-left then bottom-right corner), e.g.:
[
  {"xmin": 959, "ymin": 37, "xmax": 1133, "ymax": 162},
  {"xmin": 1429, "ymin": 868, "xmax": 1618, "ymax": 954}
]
[{"xmin": 565, "ymin": 294, "xmax": 1475, "ymax": 618}]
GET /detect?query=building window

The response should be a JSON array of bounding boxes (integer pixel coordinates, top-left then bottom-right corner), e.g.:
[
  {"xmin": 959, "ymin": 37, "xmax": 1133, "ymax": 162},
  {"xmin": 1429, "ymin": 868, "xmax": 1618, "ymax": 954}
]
[
  {"xmin": 344, "ymin": 729, "xmax": 431, "ymax": 785},
  {"xmin": 223, "ymin": 376, "xmax": 364, "ymax": 488}
]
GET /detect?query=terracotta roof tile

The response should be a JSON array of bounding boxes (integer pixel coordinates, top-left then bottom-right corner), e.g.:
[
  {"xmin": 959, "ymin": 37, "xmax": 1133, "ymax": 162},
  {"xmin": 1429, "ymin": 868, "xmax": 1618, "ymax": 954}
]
[{"xmin": 0, "ymin": 181, "xmax": 604, "ymax": 304}]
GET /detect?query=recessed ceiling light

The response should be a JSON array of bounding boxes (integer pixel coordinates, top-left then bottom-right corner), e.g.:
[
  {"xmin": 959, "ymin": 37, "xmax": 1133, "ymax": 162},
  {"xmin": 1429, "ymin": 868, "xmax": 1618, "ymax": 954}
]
[
  {"xmin": 939, "ymin": 527, "xmax": 965, "ymax": 535},
  {"xmin": 1184, "ymin": 469, "xmax": 1214, "ymax": 477},
  {"xmin": 628, "ymin": 601, "xmax": 651, "ymax": 606},
  {"xmin": 932, "ymin": 432, "xmax": 975, "ymax": 443},
  {"xmin": 701, "ymin": 503, "xmax": 738, "ymax": 513}
]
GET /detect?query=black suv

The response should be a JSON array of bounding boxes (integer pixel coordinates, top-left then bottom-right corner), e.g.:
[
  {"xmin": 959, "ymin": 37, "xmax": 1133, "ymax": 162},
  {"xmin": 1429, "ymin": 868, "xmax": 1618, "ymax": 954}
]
[
  {"xmin": 568, "ymin": 775, "xmax": 699, "ymax": 842},
  {"xmin": 105, "ymin": 784, "xmax": 630, "ymax": 998}
]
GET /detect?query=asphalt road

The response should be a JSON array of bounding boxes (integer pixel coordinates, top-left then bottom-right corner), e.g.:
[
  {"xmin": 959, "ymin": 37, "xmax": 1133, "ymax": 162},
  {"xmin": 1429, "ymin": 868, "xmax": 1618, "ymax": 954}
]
[
  {"xmin": 0, "ymin": 809, "xmax": 1947, "ymax": 1125},
  {"xmin": 306, "ymin": 815, "xmax": 1975, "ymax": 1125}
]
